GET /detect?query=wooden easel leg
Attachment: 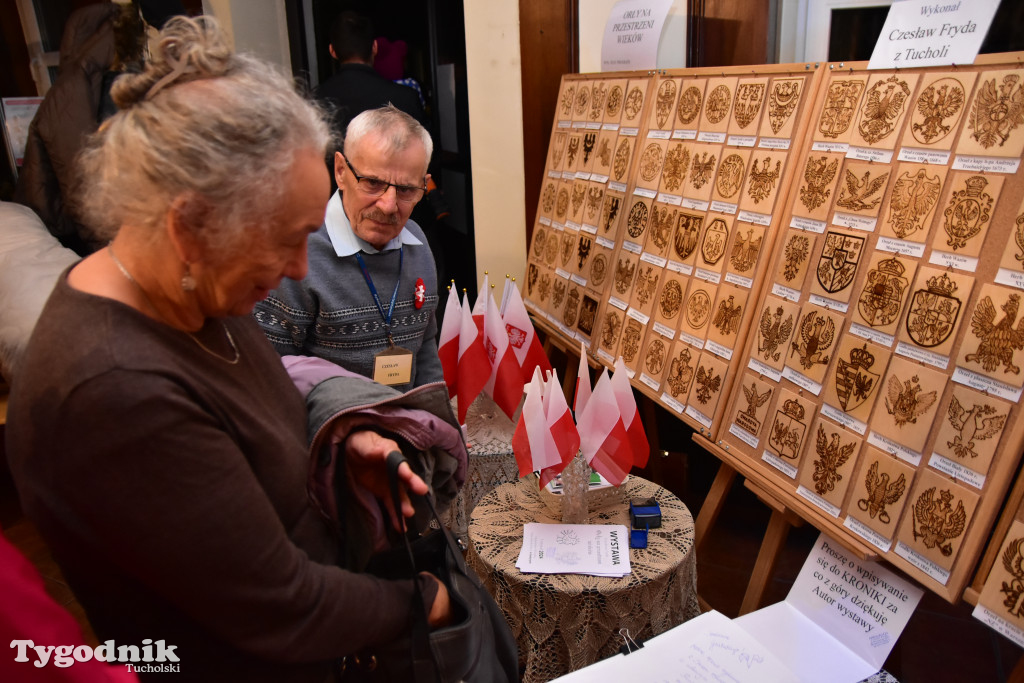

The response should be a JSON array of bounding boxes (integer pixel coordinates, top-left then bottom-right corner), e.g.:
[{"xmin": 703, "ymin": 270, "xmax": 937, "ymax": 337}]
[
  {"xmin": 739, "ymin": 508, "xmax": 792, "ymax": 615},
  {"xmin": 694, "ymin": 463, "xmax": 737, "ymax": 555}
]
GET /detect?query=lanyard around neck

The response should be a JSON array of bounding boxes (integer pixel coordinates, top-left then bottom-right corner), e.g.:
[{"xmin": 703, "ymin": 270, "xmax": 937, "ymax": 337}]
[{"xmin": 354, "ymin": 247, "xmax": 403, "ymax": 346}]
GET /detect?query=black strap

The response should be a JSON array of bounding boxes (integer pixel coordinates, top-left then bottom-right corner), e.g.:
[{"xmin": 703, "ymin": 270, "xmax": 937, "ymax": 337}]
[{"xmin": 383, "ymin": 451, "xmax": 444, "ymax": 683}]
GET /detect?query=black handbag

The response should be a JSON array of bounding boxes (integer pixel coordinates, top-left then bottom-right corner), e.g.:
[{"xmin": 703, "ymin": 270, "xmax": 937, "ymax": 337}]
[{"xmin": 341, "ymin": 451, "xmax": 519, "ymax": 683}]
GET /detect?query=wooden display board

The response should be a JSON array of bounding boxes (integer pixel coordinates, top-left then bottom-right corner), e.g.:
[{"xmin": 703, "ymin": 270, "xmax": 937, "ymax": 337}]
[
  {"xmin": 524, "ymin": 63, "xmax": 826, "ymax": 441},
  {"xmin": 713, "ymin": 54, "xmax": 1024, "ymax": 602}
]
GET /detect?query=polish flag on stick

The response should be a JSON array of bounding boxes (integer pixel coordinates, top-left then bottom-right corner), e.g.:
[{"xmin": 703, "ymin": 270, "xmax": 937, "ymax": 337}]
[
  {"xmin": 499, "ymin": 274, "xmax": 514, "ymax": 316},
  {"xmin": 576, "ymin": 369, "xmax": 633, "ymax": 485},
  {"xmin": 482, "ymin": 289, "xmax": 524, "ymax": 420},
  {"xmin": 502, "ymin": 279, "xmax": 552, "ymax": 383},
  {"xmin": 455, "ymin": 289, "xmax": 489, "ymax": 424},
  {"xmin": 539, "ymin": 369, "xmax": 580, "ymax": 489},
  {"xmin": 437, "ymin": 282, "xmax": 461, "ymax": 399},
  {"xmin": 511, "ymin": 370, "xmax": 560, "ymax": 479},
  {"xmin": 611, "ymin": 356, "xmax": 650, "ymax": 469},
  {"xmin": 472, "ymin": 272, "xmax": 489, "ymax": 332},
  {"xmin": 573, "ymin": 341, "xmax": 591, "ymax": 416}
]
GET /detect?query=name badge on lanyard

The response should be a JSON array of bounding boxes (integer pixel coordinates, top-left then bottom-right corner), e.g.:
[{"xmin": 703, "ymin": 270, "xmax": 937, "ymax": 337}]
[
  {"xmin": 356, "ymin": 248, "xmax": 414, "ymax": 386},
  {"xmin": 374, "ymin": 345, "xmax": 413, "ymax": 385}
]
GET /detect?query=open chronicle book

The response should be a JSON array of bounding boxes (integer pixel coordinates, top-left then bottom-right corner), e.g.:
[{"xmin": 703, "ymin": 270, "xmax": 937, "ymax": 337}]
[{"xmin": 554, "ymin": 532, "xmax": 923, "ymax": 682}]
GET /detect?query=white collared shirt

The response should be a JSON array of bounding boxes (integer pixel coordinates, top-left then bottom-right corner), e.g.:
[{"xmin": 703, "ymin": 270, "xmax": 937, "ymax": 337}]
[{"xmin": 323, "ymin": 190, "xmax": 423, "ymax": 257}]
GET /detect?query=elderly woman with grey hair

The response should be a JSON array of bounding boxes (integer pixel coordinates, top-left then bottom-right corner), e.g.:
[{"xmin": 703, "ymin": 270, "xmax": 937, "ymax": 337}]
[{"xmin": 6, "ymin": 16, "xmax": 455, "ymax": 682}]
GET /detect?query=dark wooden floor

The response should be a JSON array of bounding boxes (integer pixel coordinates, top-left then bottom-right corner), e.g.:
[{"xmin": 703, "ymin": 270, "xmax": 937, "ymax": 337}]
[{"xmin": 2, "ymin": 406, "xmax": 1022, "ymax": 681}]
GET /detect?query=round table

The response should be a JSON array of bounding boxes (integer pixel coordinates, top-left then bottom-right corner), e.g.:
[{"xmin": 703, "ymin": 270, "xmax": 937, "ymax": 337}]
[{"xmin": 467, "ymin": 476, "xmax": 701, "ymax": 683}]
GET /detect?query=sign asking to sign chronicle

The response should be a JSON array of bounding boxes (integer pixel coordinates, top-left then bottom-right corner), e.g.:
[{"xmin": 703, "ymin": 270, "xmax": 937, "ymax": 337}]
[{"xmin": 868, "ymin": 0, "xmax": 1000, "ymax": 70}]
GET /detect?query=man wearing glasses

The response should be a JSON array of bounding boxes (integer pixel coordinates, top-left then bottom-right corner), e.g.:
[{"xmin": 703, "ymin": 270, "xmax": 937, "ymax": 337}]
[{"xmin": 254, "ymin": 105, "xmax": 442, "ymax": 391}]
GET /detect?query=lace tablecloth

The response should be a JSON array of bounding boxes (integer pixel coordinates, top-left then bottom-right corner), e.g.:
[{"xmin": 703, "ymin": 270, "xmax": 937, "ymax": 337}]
[
  {"xmin": 443, "ymin": 396, "xmax": 520, "ymax": 541},
  {"xmin": 467, "ymin": 476, "xmax": 701, "ymax": 683}
]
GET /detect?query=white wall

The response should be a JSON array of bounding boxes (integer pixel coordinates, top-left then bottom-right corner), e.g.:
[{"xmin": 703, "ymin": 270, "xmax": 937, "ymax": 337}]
[
  {"xmin": 578, "ymin": 0, "xmax": 689, "ymax": 73},
  {"xmin": 463, "ymin": 1, "xmax": 527, "ymax": 293},
  {"xmin": 202, "ymin": 0, "xmax": 291, "ymax": 70}
]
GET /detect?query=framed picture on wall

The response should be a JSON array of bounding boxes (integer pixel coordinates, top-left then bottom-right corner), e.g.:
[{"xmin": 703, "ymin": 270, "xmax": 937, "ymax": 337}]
[{"xmin": 1, "ymin": 97, "xmax": 42, "ymax": 179}]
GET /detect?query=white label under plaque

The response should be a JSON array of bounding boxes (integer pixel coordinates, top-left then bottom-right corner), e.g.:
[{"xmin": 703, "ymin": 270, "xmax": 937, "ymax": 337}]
[
  {"xmin": 898, "ymin": 147, "xmax": 950, "ymax": 166},
  {"xmin": 929, "ymin": 453, "xmax": 986, "ymax": 490},
  {"xmin": 996, "ymin": 268, "xmax": 1024, "ymax": 292},
  {"xmin": 727, "ymin": 135, "xmax": 756, "ymax": 147},
  {"xmin": 763, "ymin": 451, "xmax": 797, "ymax": 478},
  {"xmin": 672, "ymin": 129, "xmax": 697, "ymax": 140},
  {"xmin": 729, "ymin": 423, "xmax": 759, "ymax": 449},
  {"xmin": 570, "ymin": 274, "xmax": 587, "ymax": 287},
  {"xmin": 895, "ymin": 342, "xmax": 948, "ymax": 370},
  {"xmin": 846, "ymin": 146, "xmax": 893, "ymax": 164},
  {"xmin": 653, "ymin": 322, "xmax": 675, "ymax": 339},
  {"xmin": 597, "ymin": 349, "xmax": 614, "ymax": 364},
  {"xmin": 771, "ymin": 283, "xmax": 801, "ymax": 303},
  {"xmin": 821, "ymin": 403, "xmax": 867, "ymax": 435},
  {"xmin": 725, "ymin": 273, "xmax": 754, "ymax": 289},
  {"xmin": 758, "ymin": 137, "xmax": 791, "ymax": 150},
  {"xmin": 850, "ymin": 323, "xmax": 895, "ymax": 348},
  {"xmin": 697, "ymin": 131, "xmax": 726, "ymax": 143},
  {"xmin": 641, "ymin": 252, "xmax": 667, "ymax": 268},
  {"xmin": 790, "ymin": 216, "xmax": 826, "ymax": 233},
  {"xmin": 661, "ymin": 392, "xmax": 685, "ymax": 414},
  {"xmin": 608, "ymin": 181, "xmax": 628, "ymax": 193},
  {"xmin": 647, "ymin": 129, "xmax": 671, "ymax": 140},
  {"xmin": 633, "ymin": 187, "xmax": 657, "ymax": 199},
  {"xmin": 809, "ymin": 294, "xmax": 849, "ymax": 314},
  {"xmin": 694, "ymin": 268, "xmax": 721, "ymax": 284},
  {"xmin": 539, "ymin": 216, "xmax": 552, "ymax": 226},
  {"xmin": 710, "ymin": 200, "xmax": 738, "ymax": 215},
  {"xmin": 620, "ymin": 127, "xmax": 639, "ymax": 137},
  {"xmin": 929, "ymin": 250, "xmax": 978, "ymax": 273},
  {"xmin": 627, "ymin": 307, "xmax": 650, "ymax": 325},
  {"xmin": 682, "ymin": 198, "xmax": 710, "ymax": 212},
  {"xmin": 555, "ymin": 268, "xmax": 571, "ymax": 280},
  {"xmin": 737, "ymin": 210, "xmax": 771, "ymax": 226},
  {"xmin": 867, "ymin": 431, "xmax": 921, "ymax": 467},
  {"xmin": 747, "ymin": 357, "xmax": 782, "ymax": 383},
  {"xmin": 843, "ymin": 516, "xmax": 893, "ymax": 553},
  {"xmin": 639, "ymin": 373, "xmax": 660, "ymax": 390},
  {"xmin": 782, "ymin": 366, "xmax": 822, "ymax": 395},
  {"xmin": 952, "ymin": 367, "xmax": 1024, "ymax": 402},
  {"xmin": 657, "ymin": 192, "xmax": 683, "ymax": 206},
  {"xmin": 705, "ymin": 339, "xmax": 733, "ymax": 361},
  {"xmin": 952, "ymin": 155, "xmax": 1020, "ymax": 174},
  {"xmin": 608, "ymin": 296, "xmax": 628, "ymax": 311},
  {"xmin": 812, "ymin": 141, "xmax": 849, "ymax": 154},
  {"xmin": 833, "ymin": 212, "xmax": 877, "ymax": 232},
  {"xmin": 895, "ymin": 542, "xmax": 950, "ymax": 585},
  {"xmin": 974, "ymin": 605, "xmax": 1024, "ymax": 651},
  {"xmin": 667, "ymin": 260, "xmax": 691, "ymax": 275},
  {"xmin": 678, "ymin": 330, "xmax": 705, "ymax": 349},
  {"xmin": 596, "ymin": 236, "xmax": 616, "ymax": 249},
  {"xmin": 685, "ymin": 405, "xmax": 712, "ymax": 429},
  {"xmin": 622, "ymin": 240, "xmax": 643, "ymax": 255},
  {"xmin": 797, "ymin": 486, "xmax": 841, "ymax": 518},
  {"xmin": 876, "ymin": 236, "xmax": 926, "ymax": 258}
]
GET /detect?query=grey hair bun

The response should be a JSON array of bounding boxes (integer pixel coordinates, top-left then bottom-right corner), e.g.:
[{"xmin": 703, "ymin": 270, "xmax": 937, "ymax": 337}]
[{"xmin": 111, "ymin": 15, "xmax": 232, "ymax": 109}]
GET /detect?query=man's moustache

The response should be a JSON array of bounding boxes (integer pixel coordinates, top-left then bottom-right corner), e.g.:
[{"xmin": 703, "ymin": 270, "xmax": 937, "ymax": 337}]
[{"xmin": 362, "ymin": 210, "xmax": 400, "ymax": 225}]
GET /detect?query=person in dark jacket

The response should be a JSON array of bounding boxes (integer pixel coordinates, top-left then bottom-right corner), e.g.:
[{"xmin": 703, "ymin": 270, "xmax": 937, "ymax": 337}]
[
  {"xmin": 14, "ymin": 1, "xmax": 185, "ymax": 255},
  {"xmin": 315, "ymin": 10, "xmax": 427, "ymax": 142}
]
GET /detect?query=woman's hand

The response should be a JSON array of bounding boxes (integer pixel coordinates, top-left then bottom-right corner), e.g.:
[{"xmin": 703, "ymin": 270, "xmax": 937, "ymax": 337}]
[
  {"xmin": 421, "ymin": 572, "xmax": 452, "ymax": 628},
  {"xmin": 345, "ymin": 429, "xmax": 428, "ymax": 531}
]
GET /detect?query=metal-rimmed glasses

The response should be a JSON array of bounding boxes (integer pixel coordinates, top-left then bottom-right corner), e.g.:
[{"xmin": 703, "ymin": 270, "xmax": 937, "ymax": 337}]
[{"xmin": 342, "ymin": 154, "xmax": 426, "ymax": 203}]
